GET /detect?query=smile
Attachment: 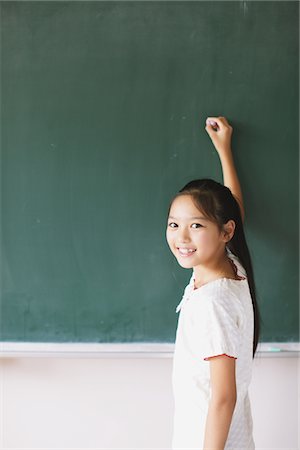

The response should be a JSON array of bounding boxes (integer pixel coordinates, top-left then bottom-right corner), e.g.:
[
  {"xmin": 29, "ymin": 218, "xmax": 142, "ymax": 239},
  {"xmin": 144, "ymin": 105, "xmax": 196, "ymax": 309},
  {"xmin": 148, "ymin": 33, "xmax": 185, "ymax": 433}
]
[{"xmin": 177, "ymin": 248, "xmax": 197, "ymax": 257}]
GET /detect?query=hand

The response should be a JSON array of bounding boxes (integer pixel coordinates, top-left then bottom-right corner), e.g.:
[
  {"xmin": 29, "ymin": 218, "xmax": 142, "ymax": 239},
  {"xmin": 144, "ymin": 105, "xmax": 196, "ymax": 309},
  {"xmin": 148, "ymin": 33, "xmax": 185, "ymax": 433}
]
[{"xmin": 205, "ymin": 116, "xmax": 233, "ymax": 158}]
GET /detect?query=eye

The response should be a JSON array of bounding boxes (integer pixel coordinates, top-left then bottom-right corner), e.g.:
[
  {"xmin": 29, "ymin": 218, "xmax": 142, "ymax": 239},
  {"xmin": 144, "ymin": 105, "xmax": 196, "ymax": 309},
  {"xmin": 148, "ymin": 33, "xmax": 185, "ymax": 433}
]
[
  {"xmin": 168, "ymin": 222, "xmax": 178, "ymax": 228},
  {"xmin": 191, "ymin": 223, "xmax": 203, "ymax": 229}
]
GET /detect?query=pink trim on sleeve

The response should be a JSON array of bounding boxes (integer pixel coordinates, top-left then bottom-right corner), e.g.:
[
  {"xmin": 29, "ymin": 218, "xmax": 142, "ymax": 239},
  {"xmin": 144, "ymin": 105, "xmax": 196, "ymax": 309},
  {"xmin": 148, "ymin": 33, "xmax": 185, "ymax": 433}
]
[{"xmin": 204, "ymin": 353, "xmax": 237, "ymax": 361}]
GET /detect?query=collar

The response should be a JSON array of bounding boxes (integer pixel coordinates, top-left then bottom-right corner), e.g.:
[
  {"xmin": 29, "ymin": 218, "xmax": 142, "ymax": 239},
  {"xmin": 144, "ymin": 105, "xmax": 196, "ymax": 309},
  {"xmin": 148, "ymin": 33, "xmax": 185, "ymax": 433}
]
[{"xmin": 175, "ymin": 247, "xmax": 246, "ymax": 313}]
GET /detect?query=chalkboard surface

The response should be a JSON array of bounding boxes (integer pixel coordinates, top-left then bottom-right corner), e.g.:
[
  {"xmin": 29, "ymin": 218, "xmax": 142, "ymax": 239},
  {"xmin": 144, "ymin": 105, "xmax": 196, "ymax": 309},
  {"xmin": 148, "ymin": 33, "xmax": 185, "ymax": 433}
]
[{"xmin": 1, "ymin": 1, "xmax": 298, "ymax": 343}]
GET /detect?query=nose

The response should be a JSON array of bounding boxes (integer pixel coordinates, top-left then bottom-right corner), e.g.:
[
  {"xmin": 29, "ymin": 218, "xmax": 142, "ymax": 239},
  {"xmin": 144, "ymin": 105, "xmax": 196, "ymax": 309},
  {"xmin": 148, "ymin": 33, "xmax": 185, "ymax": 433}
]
[{"xmin": 177, "ymin": 227, "xmax": 191, "ymax": 244}]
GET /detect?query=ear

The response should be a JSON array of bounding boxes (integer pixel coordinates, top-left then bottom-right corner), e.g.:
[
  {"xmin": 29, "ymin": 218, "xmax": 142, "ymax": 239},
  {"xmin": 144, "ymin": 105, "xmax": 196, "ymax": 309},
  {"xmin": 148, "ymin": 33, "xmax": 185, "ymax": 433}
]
[{"xmin": 221, "ymin": 220, "xmax": 236, "ymax": 242}]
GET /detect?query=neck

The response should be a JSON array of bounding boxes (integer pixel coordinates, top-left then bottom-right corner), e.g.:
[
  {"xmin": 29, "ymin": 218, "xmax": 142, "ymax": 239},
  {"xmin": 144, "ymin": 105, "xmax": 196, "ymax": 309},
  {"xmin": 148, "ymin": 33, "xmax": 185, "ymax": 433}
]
[{"xmin": 193, "ymin": 249, "xmax": 233, "ymax": 288}]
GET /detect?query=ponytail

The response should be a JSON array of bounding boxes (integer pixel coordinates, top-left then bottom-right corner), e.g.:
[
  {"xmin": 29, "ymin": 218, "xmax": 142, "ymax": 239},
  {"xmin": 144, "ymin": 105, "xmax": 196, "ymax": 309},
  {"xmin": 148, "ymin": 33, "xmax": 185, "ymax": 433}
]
[{"xmin": 226, "ymin": 212, "xmax": 261, "ymax": 358}]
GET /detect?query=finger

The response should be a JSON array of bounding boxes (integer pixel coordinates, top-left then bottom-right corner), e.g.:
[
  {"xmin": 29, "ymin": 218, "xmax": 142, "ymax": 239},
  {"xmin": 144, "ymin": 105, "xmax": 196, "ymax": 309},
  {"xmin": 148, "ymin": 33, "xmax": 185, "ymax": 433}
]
[
  {"xmin": 205, "ymin": 124, "xmax": 217, "ymax": 137},
  {"xmin": 205, "ymin": 123, "xmax": 218, "ymax": 132},
  {"xmin": 218, "ymin": 116, "xmax": 232, "ymax": 127},
  {"xmin": 206, "ymin": 117, "xmax": 232, "ymax": 132},
  {"xmin": 206, "ymin": 116, "xmax": 229, "ymax": 125},
  {"xmin": 206, "ymin": 117, "xmax": 222, "ymax": 128},
  {"xmin": 206, "ymin": 119, "xmax": 221, "ymax": 133}
]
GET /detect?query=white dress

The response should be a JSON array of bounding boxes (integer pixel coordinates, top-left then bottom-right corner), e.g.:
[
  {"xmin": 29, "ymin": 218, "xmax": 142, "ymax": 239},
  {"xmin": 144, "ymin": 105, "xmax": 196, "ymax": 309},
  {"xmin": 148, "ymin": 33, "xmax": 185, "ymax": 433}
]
[{"xmin": 172, "ymin": 247, "xmax": 255, "ymax": 449}]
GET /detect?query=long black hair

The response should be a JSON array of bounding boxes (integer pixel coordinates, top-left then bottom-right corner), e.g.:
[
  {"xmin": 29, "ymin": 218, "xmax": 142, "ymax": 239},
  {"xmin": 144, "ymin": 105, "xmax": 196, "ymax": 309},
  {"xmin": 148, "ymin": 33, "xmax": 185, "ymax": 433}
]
[{"xmin": 167, "ymin": 178, "xmax": 260, "ymax": 359}]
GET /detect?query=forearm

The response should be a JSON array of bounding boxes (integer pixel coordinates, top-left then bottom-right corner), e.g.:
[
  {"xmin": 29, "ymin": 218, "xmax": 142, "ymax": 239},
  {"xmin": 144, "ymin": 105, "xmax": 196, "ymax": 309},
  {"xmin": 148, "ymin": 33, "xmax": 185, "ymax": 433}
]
[
  {"xmin": 219, "ymin": 150, "xmax": 245, "ymax": 223},
  {"xmin": 203, "ymin": 399, "xmax": 236, "ymax": 450}
]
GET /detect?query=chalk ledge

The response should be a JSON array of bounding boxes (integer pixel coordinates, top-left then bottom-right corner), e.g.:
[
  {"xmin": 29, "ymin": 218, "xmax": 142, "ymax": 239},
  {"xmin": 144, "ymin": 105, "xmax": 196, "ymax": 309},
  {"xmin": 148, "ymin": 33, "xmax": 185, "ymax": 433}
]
[{"xmin": 0, "ymin": 342, "xmax": 299, "ymax": 358}]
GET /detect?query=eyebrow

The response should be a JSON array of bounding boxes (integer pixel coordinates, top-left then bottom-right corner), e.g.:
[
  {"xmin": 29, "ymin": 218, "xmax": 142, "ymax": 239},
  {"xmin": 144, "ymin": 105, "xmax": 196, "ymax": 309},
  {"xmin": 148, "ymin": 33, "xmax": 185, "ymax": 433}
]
[{"xmin": 168, "ymin": 215, "xmax": 209, "ymax": 221}]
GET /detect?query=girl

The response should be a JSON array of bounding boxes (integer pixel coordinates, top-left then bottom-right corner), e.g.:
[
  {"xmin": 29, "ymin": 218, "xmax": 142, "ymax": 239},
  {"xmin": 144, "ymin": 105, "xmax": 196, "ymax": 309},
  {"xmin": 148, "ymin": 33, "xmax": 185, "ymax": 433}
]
[{"xmin": 166, "ymin": 116, "xmax": 260, "ymax": 450}]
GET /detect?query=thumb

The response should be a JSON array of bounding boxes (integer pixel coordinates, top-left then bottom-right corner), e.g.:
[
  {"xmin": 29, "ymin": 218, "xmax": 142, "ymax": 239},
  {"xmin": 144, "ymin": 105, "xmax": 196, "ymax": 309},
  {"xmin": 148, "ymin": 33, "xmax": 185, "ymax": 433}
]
[
  {"xmin": 205, "ymin": 123, "xmax": 216, "ymax": 138},
  {"xmin": 206, "ymin": 118, "xmax": 219, "ymax": 129}
]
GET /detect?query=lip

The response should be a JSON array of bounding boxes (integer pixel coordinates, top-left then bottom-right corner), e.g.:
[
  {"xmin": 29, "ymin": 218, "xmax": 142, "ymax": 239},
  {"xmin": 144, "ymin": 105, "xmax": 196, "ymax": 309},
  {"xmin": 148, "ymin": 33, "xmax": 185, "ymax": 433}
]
[{"xmin": 177, "ymin": 247, "xmax": 197, "ymax": 257}]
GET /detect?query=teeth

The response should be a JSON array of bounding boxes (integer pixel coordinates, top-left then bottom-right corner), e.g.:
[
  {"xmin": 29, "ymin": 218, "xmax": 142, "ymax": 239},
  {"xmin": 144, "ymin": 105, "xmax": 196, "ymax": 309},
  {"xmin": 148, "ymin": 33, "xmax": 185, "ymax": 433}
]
[{"xmin": 178, "ymin": 248, "xmax": 196, "ymax": 254}]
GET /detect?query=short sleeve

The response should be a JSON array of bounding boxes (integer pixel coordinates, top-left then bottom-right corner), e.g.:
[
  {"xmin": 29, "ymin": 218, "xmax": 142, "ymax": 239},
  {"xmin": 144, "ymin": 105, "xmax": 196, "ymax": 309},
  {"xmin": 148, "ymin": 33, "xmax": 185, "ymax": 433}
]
[{"xmin": 189, "ymin": 292, "xmax": 242, "ymax": 361}]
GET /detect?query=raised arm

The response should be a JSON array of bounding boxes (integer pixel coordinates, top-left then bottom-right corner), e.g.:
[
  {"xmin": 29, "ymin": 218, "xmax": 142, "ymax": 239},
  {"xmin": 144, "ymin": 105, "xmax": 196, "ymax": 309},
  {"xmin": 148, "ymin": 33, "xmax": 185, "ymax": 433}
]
[{"xmin": 205, "ymin": 116, "xmax": 245, "ymax": 224}]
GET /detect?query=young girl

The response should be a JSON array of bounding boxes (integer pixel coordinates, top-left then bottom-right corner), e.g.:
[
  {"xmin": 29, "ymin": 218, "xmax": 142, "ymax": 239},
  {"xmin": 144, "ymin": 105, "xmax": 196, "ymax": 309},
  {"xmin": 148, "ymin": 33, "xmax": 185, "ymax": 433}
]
[{"xmin": 166, "ymin": 116, "xmax": 260, "ymax": 450}]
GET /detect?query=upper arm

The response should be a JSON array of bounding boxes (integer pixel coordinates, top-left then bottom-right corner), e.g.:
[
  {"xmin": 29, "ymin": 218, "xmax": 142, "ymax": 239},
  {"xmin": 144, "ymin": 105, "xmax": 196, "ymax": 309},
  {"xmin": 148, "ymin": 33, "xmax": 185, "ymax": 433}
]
[
  {"xmin": 207, "ymin": 354, "xmax": 237, "ymax": 404},
  {"xmin": 233, "ymin": 195, "xmax": 245, "ymax": 224}
]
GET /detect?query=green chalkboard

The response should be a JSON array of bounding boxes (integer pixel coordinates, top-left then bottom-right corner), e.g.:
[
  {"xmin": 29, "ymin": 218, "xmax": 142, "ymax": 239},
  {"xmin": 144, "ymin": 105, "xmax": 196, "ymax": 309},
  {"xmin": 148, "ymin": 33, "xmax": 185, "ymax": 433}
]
[{"xmin": 1, "ymin": 1, "xmax": 298, "ymax": 343}]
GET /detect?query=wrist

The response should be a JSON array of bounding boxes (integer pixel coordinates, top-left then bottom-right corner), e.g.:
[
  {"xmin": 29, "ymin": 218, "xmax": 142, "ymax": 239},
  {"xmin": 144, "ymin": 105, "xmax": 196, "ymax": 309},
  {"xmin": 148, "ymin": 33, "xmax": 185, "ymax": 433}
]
[
  {"xmin": 217, "ymin": 145, "xmax": 232, "ymax": 154},
  {"xmin": 218, "ymin": 148, "xmax": 234, "ymax": 163}
]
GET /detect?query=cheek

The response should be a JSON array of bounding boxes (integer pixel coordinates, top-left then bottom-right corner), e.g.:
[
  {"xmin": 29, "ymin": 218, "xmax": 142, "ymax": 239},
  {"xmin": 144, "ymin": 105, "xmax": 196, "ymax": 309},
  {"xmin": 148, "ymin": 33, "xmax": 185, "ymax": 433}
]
[
  {"xmin": 166, "ymin": 230, "xmax": 173, "ymax": 247},
  {"xmin": 195, "ymin": 231, "xmax": 217, "ymax": 248},
  {"xmin": 166, "ymin": 231, "xmax": 177, "ymax": 251},
  {"xmin": 194, "ymin": 232, "xmax": 207, "ymax": 245}
]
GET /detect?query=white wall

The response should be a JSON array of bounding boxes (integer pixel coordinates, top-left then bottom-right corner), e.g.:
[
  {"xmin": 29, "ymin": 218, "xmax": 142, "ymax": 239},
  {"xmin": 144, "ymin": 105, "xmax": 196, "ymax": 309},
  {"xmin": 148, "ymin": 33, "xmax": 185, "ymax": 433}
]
[{"xmin": 0, "ymin": 353, "xmax": 299, "ymax": 449}]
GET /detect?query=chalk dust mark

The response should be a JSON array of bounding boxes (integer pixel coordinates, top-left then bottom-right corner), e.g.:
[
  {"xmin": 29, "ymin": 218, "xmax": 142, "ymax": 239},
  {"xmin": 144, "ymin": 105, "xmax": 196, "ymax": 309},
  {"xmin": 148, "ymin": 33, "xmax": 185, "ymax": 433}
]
[{"xmin": 241, "ymin": 1, "xmax": 248, "ymax": 17}]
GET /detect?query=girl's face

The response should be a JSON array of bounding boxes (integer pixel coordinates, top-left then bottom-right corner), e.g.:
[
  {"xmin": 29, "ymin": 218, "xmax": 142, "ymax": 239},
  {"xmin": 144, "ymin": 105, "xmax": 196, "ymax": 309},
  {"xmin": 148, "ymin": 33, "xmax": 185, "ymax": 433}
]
[{"xmin": 166, "ymin": 194, "xmax": 229, "ymax": 269}]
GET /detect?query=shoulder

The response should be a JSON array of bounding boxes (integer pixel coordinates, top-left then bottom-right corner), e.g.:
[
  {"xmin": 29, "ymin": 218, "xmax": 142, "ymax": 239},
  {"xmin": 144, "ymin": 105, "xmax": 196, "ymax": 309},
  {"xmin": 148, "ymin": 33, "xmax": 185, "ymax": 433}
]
[
  {"xmin": 192, "ymin": 277, "xmax": 245, "ymax": 305},
  {"xmin": 188, "ymin": 280, "xmax": 245, "ymax": 327}
]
